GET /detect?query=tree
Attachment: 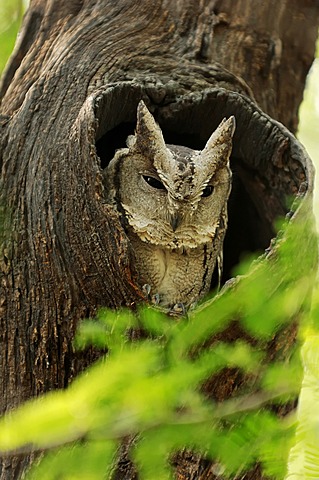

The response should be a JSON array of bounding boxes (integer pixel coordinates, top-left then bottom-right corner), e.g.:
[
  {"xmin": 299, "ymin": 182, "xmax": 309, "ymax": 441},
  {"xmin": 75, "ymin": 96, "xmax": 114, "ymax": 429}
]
[{"xmin": 0, "ymin": 1, "xmax": 318, "ymax": 478}]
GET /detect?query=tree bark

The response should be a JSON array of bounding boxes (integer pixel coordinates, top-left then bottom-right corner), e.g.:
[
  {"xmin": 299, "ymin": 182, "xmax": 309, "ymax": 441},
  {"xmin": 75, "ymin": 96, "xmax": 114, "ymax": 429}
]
[{"xmin": 0, "ymin": 0, "xmax": 318, "ymax": 478}]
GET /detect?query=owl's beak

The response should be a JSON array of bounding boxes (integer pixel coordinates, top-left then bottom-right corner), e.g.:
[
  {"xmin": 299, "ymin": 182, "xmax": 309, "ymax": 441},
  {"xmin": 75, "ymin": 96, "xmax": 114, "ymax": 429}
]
[{"xmin": 170, "ymin": 213, "xmax": 182, "ymax": 231}]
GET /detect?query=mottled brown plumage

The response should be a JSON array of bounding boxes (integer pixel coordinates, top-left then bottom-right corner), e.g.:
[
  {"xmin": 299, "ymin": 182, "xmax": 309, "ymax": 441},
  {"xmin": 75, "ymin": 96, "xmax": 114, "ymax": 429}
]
[{"xmin": 105, "ymin": 101, "xmax": 235, "ymax": 307}]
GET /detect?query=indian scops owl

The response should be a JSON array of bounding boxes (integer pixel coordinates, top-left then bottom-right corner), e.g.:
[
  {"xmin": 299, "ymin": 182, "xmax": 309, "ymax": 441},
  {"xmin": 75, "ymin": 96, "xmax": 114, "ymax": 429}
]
[{"xmin": 105, "ymin": 101, "xmax": 235, "ymax": 307}]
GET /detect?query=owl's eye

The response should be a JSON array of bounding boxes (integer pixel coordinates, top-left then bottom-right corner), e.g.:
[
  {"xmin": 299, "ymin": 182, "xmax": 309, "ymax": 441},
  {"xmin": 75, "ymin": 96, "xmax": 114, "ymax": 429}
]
[
  {"xmin": 202, "ymin": 185, "xmax": 214, "ymax": 197},
  {"xmin": 143, "ymin": 175, "xmax": 165, "ymax": 190}
]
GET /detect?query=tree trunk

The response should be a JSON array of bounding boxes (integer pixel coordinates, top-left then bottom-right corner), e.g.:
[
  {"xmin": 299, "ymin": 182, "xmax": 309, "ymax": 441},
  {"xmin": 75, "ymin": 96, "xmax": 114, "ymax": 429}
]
[{"xmin": 0, "ymin": 0, "xmax": 318, "ymax": 478}]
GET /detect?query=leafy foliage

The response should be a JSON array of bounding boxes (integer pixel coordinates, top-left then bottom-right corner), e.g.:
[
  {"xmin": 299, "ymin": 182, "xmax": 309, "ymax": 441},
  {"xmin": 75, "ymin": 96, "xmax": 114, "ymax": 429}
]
[
  {"xmin": 298, "ymin": 34, "xmax": 319, "ymax": 220},
  {"xmin": 0, "ymin": 207, "xmax": 317, "ymax": 479},
  {"xmin": 0, "ymin": 0, "xmax": 27, "ymax": 74},
  {"xmin": 286, "ymin": 318, "xmax": 319, "ymax": 479}
]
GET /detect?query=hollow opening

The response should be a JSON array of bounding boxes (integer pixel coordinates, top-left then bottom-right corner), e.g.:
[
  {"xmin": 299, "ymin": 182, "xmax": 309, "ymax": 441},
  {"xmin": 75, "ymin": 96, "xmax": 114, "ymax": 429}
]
[
  {"xmin": 96, "ymin": 122, "xmax": 134, "ymax": 169},
  {"xmin": 95, "ymin": 86, "xmax": 308, "ymax": 291}
]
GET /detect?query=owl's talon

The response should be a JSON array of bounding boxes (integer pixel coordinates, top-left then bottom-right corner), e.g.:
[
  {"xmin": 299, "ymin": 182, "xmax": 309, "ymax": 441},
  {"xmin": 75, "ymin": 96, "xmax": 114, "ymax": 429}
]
[
  {"xmin": 170, "ymin": 302, "xmax": 187, "ymax": 317},
  {"xmin": 142, "ymin": 284, "xmax": 152, "ymax": 299},
  {"xmin": 142, "ymin": 284, "xmax": 161, "ymax": 305},
  {"xmin": 151, "ymin": 293, "xmax": 161, "ymax": 305}
]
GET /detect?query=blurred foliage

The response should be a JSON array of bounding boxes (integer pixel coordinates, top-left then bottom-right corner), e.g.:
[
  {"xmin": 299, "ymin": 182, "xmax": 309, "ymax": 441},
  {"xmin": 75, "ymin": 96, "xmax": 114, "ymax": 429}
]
[
  {"xmin": 298, "ymin": 35, "xmax": 319, "ymax": 220},
  {"xmin": 0, "ymin": 211, "xmax": 317, "ymax": 479},
  {"xmin": 287, "ymin": 333, "xmax": 319, "ymax": 480},
  {"xmin": 289, "ymin": 34, "xmax": 319, "ymax": 480},
  {"xmin": 0, "ymin": 0, "xmax": 27, "ymax": 74}
]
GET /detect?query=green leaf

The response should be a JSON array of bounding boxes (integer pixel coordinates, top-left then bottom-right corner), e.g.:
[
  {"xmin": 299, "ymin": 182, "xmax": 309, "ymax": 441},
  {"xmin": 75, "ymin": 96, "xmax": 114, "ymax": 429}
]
[
  {"xmin": 26, "ymin": 440, "xmax": 117, "ymax": 480},
  {"xmin": 0, "ymin": 218, "xmax": 316, "ymax": 479}
]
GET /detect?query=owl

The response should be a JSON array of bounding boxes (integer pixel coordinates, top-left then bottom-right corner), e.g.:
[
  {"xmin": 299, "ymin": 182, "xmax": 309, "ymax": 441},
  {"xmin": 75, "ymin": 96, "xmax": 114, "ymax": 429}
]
[{"xmin": 104, "ymin": 100, "xmax": 235, "ymax": 308}]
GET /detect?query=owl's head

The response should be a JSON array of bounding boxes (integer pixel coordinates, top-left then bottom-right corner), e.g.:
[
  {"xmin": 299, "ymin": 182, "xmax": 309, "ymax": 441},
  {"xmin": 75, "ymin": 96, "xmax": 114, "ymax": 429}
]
[{"xmin": 108, "ymin": 101, "xmax": 235, "ymax": 249}]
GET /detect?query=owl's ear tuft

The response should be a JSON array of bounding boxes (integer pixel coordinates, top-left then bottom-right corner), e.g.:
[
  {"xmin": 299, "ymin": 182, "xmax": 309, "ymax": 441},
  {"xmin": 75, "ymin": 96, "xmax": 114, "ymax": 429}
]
[
  {"xmin": 133, "ymin": 100, "xmax": 167, "ymax": 156},
  {"xmin": 204, "ymin": 116, "xmax": 236, "ymax": 152},
  {"xmin": 201, "ymin": 115, "xmax": 236, "ymax": 169}
]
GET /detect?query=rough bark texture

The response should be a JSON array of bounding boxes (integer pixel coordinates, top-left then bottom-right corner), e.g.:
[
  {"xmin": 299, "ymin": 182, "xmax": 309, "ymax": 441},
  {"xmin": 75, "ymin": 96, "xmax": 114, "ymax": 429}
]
[{"xmin": 0, "ymin": 0, "xmax": 318, "ymax": 479}]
